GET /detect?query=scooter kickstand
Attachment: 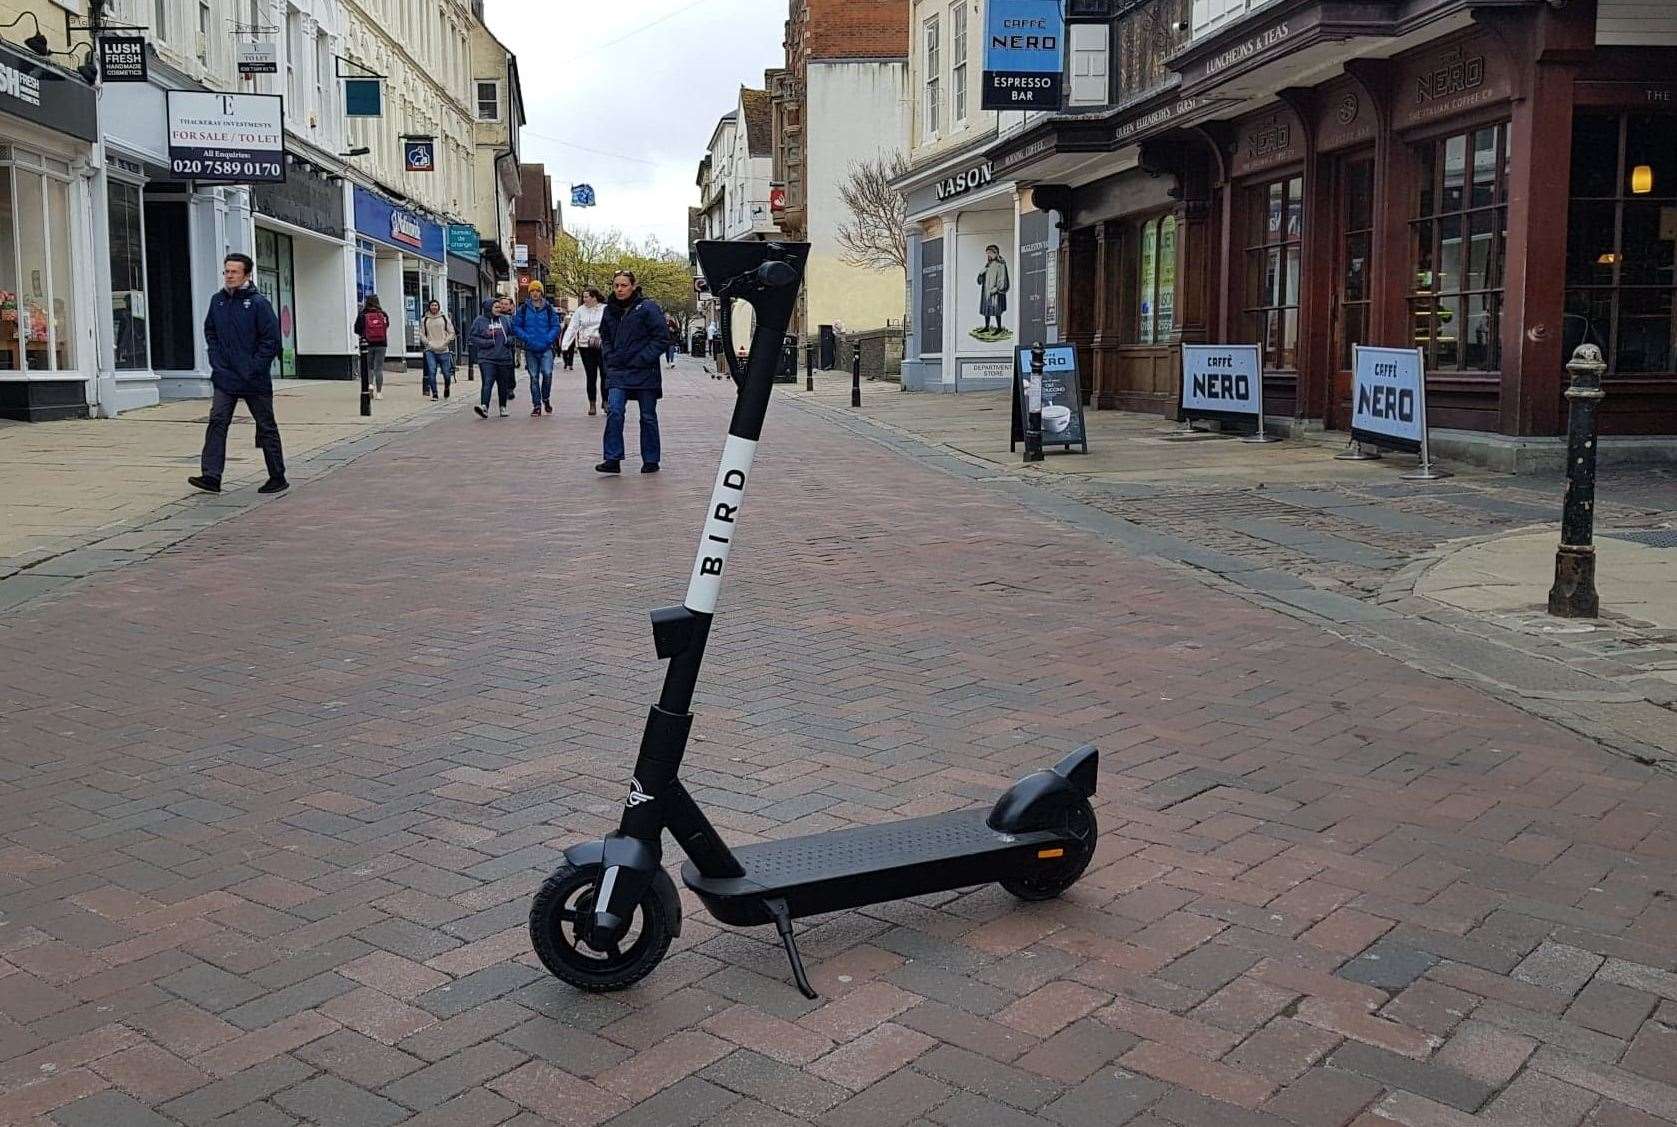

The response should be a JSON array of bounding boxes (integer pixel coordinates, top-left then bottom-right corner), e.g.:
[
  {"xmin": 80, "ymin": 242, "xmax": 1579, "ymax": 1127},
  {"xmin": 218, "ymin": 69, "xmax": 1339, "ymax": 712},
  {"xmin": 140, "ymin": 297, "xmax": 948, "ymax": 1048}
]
[{"xmin": 763, "ymin": 898, "xmax": 818, "ymax": 1000}]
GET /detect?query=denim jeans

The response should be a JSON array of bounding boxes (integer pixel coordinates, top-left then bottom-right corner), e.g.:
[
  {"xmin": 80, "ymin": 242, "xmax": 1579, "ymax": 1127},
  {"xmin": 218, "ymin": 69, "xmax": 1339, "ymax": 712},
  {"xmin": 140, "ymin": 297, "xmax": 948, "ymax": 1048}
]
[
  {"xmin": 603, "ymin": 386, "xmax": 660, "ymax": 465},
  {"xmin": 479, "ymin": 362, "xmax": 512, "ymax": 408},
  {"xmin": 422, "ymin": 350, "xmax": 454, "ymax": 395},
  {"xmin": 527, "ymin": 348, "xmax": 555, "ymax": 405}
]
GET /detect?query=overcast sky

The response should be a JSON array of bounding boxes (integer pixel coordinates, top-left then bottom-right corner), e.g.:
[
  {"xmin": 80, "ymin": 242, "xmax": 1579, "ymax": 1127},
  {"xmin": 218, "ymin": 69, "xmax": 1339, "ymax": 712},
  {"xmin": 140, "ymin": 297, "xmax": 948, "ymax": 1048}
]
[{"xmin": 483, "ymin": 0, "xmax": 787, "ymax": 252}]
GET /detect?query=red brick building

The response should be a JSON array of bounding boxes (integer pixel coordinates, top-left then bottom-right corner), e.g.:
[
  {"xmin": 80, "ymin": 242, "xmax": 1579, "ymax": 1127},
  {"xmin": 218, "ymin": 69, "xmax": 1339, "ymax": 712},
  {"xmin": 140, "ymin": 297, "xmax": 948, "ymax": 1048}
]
[{"xmin": 515, "ymin": 164, "xmax": 558, "ymax": 292}]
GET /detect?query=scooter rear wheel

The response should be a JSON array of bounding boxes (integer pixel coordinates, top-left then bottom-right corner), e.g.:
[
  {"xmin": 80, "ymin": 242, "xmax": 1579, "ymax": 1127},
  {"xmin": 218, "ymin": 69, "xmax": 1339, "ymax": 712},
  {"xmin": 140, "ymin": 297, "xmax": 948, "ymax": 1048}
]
[
  {"xmin": 1000, "ymin": 799, "xmax": 1098, "ymax": 902},
  {"xmin": 529, "ymin": 861, "xmax": 674, "ymax": 991}
]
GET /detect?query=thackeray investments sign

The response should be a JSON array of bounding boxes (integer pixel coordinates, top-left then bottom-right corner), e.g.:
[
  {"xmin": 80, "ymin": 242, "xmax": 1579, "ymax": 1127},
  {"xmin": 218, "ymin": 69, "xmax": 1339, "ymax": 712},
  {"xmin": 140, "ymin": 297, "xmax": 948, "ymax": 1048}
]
[
  {"xmin": 167, "ymin": 92, "xmax": 285, "ymax": 183},
  {"xmin": 983, "ymin": 0, "xmax": 1062, "ymax": 110}
]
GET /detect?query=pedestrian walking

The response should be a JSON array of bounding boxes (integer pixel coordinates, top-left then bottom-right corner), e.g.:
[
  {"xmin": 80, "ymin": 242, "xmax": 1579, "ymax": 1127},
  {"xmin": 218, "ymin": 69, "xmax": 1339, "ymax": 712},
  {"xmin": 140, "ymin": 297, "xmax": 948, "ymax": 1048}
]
[
  {"xmin": 562, "ymin": 340, "xmax": 576, "ymax": 371},
  {"xmin": 470, "ymin": 296, "xmax": 517, "ymax": 418},
  {"xmin": 353, "ymin": 295, "xmax": 391, "ymax": 399},
  {"xmin": 188, "ymin": 254, "xmax": 287, "ymax": 495},
  {"xmin": 665, "ymin": 314, "xmax": 681, "ymax": 368},
  {"xmin": 597, "ymin": 270, "xmax": 670, "ymax": 475},
  {"xmin": 420, "ymin": 299, "xmax": 456, "ymax": 400},
  {"xmin": 707, "ymin": 320, "xmax": 723, "ymax": 379},
  {"xmin": 561, "ymin": 286, "xmax": 607, "ymax": 416},
  {"xmin": 513, "ymin": 281, "xmax": 563, "ymax": 417}
]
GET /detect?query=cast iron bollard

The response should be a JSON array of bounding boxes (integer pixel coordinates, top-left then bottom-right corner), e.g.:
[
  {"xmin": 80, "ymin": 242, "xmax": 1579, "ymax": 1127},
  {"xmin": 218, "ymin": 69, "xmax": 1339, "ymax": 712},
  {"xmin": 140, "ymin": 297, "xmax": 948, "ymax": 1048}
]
[
  {"xmin": 1024, "ymin": 341, "xmax": 1045, "ymax": 463},
  {"xmin": 358, "ymin": 341, "xmax": 372, "ymax": 417},
  {"xmin": 1547, "ymin": 343, "xmax": 1607, "ymax": 618},
  {"xmin": 851, "ymin": 349, "xmax": 861, "ymax": 408},
  {"xmin": 805, "ymin": 343, "xmax": 814, "ymax": 392}
]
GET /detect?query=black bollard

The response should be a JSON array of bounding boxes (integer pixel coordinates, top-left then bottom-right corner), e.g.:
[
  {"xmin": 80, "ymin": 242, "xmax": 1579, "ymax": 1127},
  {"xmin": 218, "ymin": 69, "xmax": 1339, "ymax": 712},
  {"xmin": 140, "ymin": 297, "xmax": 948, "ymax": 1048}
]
[
  {"xmin": 805, "ymin": 343, "xmax": 814, "ymax": 392},
  {"xmin": 1024, "ymin": 341, "xmax": 1045, "ymax": 463},
  {"xmin": 851, "ymin": 349, "xmax": 861, "ymax": 408},
  {"xmin": 1548, "ymin": 344, "xmax": 1607, "ymax": 618},
  {"xmin": 359, "ymin": 341, "xmax": 372, "ymax": 417}
]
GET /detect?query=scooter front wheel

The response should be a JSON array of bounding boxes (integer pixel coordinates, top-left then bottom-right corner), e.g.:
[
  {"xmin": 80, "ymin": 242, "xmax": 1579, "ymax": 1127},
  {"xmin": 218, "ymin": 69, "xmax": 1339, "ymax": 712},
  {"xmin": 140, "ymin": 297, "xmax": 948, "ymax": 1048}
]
[
  {"xmin": 1000, "ymin": 799, "xmax": 1098, "ymax": 902},
  {"xmin": 529, "ymin": 861, "xmax": 675, "ymax": 991}
]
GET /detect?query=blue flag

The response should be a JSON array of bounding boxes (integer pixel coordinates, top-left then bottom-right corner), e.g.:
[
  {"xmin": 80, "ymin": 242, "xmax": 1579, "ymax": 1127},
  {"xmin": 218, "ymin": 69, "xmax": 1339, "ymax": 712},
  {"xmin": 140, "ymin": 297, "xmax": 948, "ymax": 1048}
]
[{"xmin": 571, "ymin": 184, "xmax": 596, "ymax": 207}]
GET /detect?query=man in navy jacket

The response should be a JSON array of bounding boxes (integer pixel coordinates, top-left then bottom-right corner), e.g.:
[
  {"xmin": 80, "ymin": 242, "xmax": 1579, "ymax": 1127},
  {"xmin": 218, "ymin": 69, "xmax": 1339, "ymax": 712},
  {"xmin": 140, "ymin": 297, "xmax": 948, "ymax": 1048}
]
[
  {"xmin": 190, "ymin": 254, "xmax": 287, "ymax": 495},
  {"xmin": 597, "ymin": 270, "xmax": 670, "ymax": 474}
]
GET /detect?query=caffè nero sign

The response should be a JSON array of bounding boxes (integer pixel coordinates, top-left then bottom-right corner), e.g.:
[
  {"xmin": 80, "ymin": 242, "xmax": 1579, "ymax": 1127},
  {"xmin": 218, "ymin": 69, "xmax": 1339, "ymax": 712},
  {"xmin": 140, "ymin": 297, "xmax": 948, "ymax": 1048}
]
[{"xmin": 936, "ymin": 161, "xmax": 994, "ymax": 202}]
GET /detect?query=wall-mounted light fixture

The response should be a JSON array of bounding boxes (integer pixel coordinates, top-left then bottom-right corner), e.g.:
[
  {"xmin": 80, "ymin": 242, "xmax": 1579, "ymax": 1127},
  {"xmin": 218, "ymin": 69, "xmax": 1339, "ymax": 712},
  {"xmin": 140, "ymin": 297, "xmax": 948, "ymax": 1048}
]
[
  {"xmin": 0, "ymin": 11, "xmax": 50, "ymax": 55},
  {"xmin": 1631, "ymin": 164, "xmax": 1654, "ymax": 195}
]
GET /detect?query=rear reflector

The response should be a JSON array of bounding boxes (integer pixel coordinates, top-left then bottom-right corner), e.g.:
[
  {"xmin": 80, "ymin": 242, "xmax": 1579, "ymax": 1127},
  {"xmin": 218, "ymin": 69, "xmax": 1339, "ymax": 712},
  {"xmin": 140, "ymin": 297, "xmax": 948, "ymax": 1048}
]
[{"xmin": 1036, "ymin": 848, "xmax": 1065, "ymax": 859}]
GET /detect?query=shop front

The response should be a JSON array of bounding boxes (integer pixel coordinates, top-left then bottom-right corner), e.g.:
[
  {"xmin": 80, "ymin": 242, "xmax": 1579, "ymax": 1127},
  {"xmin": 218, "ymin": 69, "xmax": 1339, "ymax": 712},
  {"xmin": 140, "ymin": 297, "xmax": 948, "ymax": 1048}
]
[
  {"xmin": 254, "ymin": 165, "xmax": 354, "ymax": 380},
  {"xmin": 351, "ymin": 186, "xmax": 444, "ymax": 367},
  {"xmin": 0, "ymin": 43, "xmax": 98, "ymax": 422},
  {"xmin": 901, "ymin": 155, "xmax": 1039, "ymax": 393}
]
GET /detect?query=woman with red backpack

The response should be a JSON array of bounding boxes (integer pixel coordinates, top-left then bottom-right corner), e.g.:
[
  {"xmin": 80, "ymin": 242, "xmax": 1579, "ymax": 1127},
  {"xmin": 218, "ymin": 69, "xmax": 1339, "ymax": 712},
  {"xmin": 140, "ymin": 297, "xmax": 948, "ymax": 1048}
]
[{"xmin": 353, "ymin": 294, "xmax": 391, "ymax": 399}]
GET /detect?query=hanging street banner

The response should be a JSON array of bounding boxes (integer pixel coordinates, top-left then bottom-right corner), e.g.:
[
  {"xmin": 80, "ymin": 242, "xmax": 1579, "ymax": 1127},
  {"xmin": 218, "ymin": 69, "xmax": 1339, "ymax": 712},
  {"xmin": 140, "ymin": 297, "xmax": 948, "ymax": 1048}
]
[
  {"xmin": 403, "ymin": 135, "xmax": 435, "ymax": 172},
  {"xmin": 98, "ymin": 36, "xmax": 148, "ymax": 83},
  {"xmin": 570, "ymin": 183, "xmax": 595, "ymax": 207},
  {"xmin": 1350, "ymin": 344, "xmax": 1427, "ymax": 453},
  {"xmin": 513, "ymin": 244, "xmax": 529, "ymax": 267},
  {"xmin": 166, "ymin": 92, "xmax": 285, "ymax": 183},
  {"xmin": 344, "ymin": 77, "xmax": 381, "ymax": 117},
  {"xmin": 1011, "ymin": 344, "xmax": 1088, "ymax": 453},
  {"xmin": 236, "ymin": 40, "xmax": 277, "ymax": 75},
  {"xmin": 1180, "ymin": 343, "xmax": 1263, "ymax": 425},
  {"xmin": 983, "ymin": 0, "xmax": 1064, "ymax": 111}
]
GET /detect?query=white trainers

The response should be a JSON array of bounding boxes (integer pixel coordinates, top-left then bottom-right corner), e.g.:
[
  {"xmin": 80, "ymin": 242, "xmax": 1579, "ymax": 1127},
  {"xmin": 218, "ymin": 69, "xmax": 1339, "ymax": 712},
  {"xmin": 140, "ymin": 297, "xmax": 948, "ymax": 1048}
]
[
  {"xmin": 498, "ymin": 405, "xmax": 508, "ymax": 417},
  {"xmin": 374, "ymin": 389, "xmax": 382, "ymax": 400}
]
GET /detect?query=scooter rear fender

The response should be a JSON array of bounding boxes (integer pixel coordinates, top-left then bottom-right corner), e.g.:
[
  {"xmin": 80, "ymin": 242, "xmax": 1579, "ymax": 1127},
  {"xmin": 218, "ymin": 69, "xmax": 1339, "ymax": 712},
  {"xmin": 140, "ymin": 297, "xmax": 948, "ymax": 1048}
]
[{"xmin": 987, "ymin": 745, "xmax": 1099, "ymax": 834}]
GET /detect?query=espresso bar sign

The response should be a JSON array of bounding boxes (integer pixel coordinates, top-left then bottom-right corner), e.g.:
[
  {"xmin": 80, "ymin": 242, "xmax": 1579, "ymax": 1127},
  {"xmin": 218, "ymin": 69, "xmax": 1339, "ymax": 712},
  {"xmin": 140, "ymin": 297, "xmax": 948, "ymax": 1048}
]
[{"xmin": 983, "ymin": 0, "xmax": 1064, "ymax": 110}]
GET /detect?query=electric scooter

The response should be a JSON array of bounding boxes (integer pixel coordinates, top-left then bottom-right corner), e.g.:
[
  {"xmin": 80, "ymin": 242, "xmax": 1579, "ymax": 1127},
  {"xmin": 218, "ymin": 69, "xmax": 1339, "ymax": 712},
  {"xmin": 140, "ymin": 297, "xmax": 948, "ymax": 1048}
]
[{"xmin": 527, "ymin": 240, "xmax": 1099, "ymax": 999}]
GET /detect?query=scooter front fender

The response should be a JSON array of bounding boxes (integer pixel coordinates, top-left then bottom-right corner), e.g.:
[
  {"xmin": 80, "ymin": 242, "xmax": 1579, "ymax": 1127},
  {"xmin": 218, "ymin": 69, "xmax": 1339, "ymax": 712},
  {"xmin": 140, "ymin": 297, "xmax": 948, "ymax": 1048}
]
[{"xmin": 563, "ymin": 839, "xmax": 683, "ymax": 938}]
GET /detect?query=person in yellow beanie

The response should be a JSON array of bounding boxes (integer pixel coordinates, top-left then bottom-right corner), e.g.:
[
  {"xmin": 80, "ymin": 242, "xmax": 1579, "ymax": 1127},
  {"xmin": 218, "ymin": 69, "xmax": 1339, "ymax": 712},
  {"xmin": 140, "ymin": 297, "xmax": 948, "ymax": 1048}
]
[{"xmin": 512, "ymin": 281, "xmax": 563, "ymax": 415}]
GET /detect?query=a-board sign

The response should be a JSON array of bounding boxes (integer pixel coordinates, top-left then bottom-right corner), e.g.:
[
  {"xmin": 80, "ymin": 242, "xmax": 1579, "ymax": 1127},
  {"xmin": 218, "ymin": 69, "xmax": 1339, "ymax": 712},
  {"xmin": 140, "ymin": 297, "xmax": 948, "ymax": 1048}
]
[
  {"xmin": 1350, "ymin": 344, "xmax": 1426, "ymax": 453},
  {"xmin": 1011, "ymin": 344, "xmax": 1088, "ymax": 453},
  {"xmin": 1180, "ymin": 344, "xmax": 1263, "ymax": 427}
]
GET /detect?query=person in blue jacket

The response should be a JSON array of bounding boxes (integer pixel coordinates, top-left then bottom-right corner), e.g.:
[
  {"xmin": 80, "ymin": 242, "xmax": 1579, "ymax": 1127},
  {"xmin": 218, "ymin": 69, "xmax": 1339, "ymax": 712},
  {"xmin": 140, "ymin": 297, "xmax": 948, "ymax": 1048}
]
[
  {"xmin": 597, "ymin": 270, "xmax": 670, "ymax": 474},
  {"xmin": 470, "ymin": 295, "xmax": 518, "ymax": 418},
  {"xmin": 189, "ymin": 254, "xmax": 287, "ymax": 495},
  {"xmin": 513, "ymin": 280, "xmax": 563, "ymax": 417}
]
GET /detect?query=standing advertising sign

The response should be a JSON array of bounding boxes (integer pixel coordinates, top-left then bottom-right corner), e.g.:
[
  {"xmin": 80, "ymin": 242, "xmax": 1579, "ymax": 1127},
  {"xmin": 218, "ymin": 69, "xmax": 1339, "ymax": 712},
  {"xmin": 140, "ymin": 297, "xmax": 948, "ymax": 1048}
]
[
  {"xmin": 983, "ymin": 0, "xmax": 1063, "ymax": 110},
  {"xmin": 1011, "ymin": 344, "xmax": 1088, "ymax": 453},
  {"xmin": 1346, "ymin": 344, "xmax": 1450, "ymax": 479},
  {"xmin": 1179, "ymin": 344, "xmax": 1276, "ymax": 442},
  {"xmin": 166, "ymin": 92, "xmax": 285, "ymax": 182}
]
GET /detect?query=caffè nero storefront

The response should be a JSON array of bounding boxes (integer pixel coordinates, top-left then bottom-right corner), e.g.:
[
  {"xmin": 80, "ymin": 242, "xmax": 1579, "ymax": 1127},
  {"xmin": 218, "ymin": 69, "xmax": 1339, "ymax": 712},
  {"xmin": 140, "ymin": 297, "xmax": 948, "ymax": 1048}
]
[
  {"xmin": 988, "ymin": 0, "xmax": 1677, "ymax": 467},
  {"xmin": 900, "ymin": 151, "xmax": 1060, "ymax": 393}
]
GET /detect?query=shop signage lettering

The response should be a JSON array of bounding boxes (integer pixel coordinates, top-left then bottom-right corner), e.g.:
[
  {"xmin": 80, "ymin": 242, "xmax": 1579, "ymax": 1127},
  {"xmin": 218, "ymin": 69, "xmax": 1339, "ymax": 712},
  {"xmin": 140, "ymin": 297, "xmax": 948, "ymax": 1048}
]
[
  {"xmin": 0, "ymin": 57, "xmax": 42, "ymax": 106},
  {"xmin": 1416, "ymin": 46, "xmax": 1484, "ymax": 104},
  {"xmin": 1203, "ymin": 22, "xmax": 1289, "ymax": 80},
  {"xmin": 1248, "ymin": 118, "xmax": 1290, "ymax": 159},
  {"xmin": 236, "ymin": 40, "xmax": 277, "ymax": 76},
  {"xmin": 1350, "ymin": 344, "xmax": 1427, "ymax": 453},
  {"xmin": 1115, "ymin": 97, "xmax": 1201, "ymax": 143},
  {"xmin": 996, "ymin": 134, "xmax": 1055, "ymax": 174},
  {"xmin": 937, "ymin": 162, "xmax": 994, "ymax": 201},
  {"xmin": 983, "ymin": 0, "xmax": 1064, "ymax": 110},
  {"xmin": 98, "ymin": 37, "xmax": 148, "ymax": 83},
  {"xmin": 446, "ymin": 224, "xmax": 480, "ymax": 260},
  {"xmin": 390, "ymin": 211, "xmax": 423, "ymax": 248}
]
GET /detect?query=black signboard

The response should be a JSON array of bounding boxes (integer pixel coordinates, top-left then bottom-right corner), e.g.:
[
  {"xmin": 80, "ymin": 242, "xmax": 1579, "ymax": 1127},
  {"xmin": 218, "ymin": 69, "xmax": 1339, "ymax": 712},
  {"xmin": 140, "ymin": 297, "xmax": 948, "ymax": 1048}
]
[
  {"xmin": 1017, "ymin": 210, "xmax": 1051, "ymax": 351},
  {"xmin": 918, "ymin": 237, "xmax": 944, "ymax": 354},
  {"xmin": 0, "ymin": 41, "xmax": 97, "ymax": 141},
  {"xmin": 98, "ymin": 36, "xmax": 148, "ymax": 83},
  {"xmin": 1011, "ymin": 344, "xmax": 1088, "ymax": 453}
]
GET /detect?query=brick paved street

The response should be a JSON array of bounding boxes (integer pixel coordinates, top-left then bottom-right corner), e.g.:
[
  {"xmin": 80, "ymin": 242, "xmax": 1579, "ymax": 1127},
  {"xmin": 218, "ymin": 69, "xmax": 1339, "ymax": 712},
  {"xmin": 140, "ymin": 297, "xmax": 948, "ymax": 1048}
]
[{"xmin": 3, "ymin": 362, "xmax": 1676, "ymax": 1126}]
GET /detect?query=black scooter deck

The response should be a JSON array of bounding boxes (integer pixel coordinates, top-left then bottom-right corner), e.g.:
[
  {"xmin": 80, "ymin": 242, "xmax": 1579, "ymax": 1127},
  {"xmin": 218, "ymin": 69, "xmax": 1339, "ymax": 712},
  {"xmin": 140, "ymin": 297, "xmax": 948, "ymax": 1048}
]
[{"xmin": 681, "ymin": 807, "xmax": 1067, "ymax": 926}]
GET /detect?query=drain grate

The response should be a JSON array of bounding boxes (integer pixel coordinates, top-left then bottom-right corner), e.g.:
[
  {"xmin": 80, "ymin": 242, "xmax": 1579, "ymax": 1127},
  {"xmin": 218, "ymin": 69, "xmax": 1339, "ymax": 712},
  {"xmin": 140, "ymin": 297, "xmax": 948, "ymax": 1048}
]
[{"xmin": 1601, "ymin": 529, "xmax": 1677, "ymax": 549}]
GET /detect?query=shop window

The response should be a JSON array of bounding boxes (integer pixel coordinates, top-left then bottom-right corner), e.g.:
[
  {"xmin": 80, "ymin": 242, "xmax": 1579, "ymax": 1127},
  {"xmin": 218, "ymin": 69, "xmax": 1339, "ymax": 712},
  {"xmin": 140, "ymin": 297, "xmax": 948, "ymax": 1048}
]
[
  {"xmin": 1564, "ymin": 112, "xmax": 1677, "ymax": 374},
  {"xmin": 1245, "ymin": 175, "xmax": 1303, "ymax": 370},
  {"xmin": 1411, "ymin": 123, "xmax": 1509, "ymax": 373},
  {"xmin": 1339, "ymin": 158, "xmax": 1374, "ymax": 369},
  {"xmin": 0, "ymin": 169, "xmax": 15, "ymax": 371},
  {"xmin": 108, "ymin": 180, "xmax": 149, "ymax": 371},
  {"xmin": 1135, "ymin": 214, "xmax": 1177, "ymax": 344}
]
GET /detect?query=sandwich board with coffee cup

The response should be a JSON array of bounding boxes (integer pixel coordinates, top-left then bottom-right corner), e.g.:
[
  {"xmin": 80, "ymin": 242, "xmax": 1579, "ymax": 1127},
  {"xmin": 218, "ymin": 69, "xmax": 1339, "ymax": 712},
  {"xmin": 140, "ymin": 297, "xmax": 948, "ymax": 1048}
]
[
  {"xmin": 1011, "ymin": 344, "xmax": 1089, "ymax": 454},
  {"xmin": 1178, "ymin": 344, "xmax": 1276, "ymax": 442}
]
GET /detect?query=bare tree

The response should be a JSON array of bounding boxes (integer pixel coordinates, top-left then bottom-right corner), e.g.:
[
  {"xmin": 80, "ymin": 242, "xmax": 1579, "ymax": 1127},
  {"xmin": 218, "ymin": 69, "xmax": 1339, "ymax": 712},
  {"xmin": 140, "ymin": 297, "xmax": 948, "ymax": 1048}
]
[{"xmin": 836, "ymin": 153, "xmax": 909, "ymax": 274}]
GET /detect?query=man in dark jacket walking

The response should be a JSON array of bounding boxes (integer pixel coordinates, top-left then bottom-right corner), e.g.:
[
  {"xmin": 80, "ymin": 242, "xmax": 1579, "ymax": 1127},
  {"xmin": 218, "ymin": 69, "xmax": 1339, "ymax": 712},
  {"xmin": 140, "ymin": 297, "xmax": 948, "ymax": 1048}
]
[
  {"xmin": 189, "ymin": 254, "xmax": 286, "ymax": 494},
  {"xmin": 470, "ymin": 296, "xmax": 517, "ymax": 418},
  {"xmin": 597, "ymin": 270, "xmax": 670, "ymax": 474}
]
